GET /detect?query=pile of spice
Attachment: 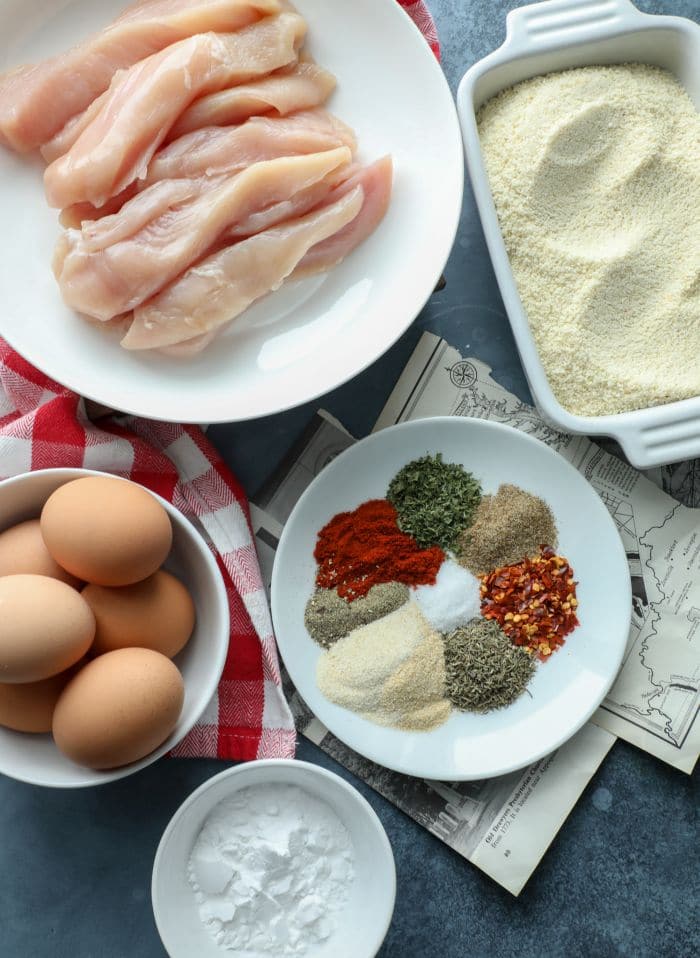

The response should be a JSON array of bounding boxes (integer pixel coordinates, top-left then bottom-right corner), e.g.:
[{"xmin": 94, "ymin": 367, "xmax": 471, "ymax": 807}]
[
  {"xmin": 305, "ymin": 452, "xmax": 582, "ymax": 733},
  {"xmin": 316, "ymin": 601, "xmax": 451, "ymax": 732},
  {"xmin": 444, "ymin": 620, "xmax": 535, "ymax": 713},
  {"xmin": 314, "ymin": 499, "xmax": 443, "ymax": 600},
  {"xmin": 305, "ymin": 582, "xmax": 409, "ymax": 649},
  {"xmin": 387, "ymin": 453, "xmax": 482, "ymax": 550},
  {"xmin": 481, "ymin": 547, "xmax": 579, "ymax": 660},
  {"xmin": 457, "ymin": 483, "xmax": 558, "ymax": 575},
  {"xmin": 413, "ymin": 559, "xmax": 481, "ymax": 634}
]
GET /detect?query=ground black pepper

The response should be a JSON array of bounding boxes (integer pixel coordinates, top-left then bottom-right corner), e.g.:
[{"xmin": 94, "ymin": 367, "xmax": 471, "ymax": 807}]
[{"xmin": 457, "ymin": 483, "xmax": 557, "ymax": 575}]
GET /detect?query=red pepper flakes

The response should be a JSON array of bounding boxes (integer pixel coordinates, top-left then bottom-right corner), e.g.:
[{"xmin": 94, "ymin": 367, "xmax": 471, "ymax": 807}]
[{"xmin": 480, "ymin": 547, "xmax": 579, "ymax": 661}]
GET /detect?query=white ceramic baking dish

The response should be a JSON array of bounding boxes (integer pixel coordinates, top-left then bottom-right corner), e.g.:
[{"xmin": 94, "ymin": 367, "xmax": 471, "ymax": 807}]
[{"xmin": 457, "ymin": 0, "xmax": 700, "ymax": 469}]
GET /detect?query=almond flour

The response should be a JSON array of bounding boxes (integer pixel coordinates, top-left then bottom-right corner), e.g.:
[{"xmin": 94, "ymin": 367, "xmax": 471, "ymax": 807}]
[{"xmin": 478, "ymin": 64, "xmax": 700, "ymax": 417}]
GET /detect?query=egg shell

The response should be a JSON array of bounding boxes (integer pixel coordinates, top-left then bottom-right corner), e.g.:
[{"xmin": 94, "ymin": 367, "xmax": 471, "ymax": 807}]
[
  {"xmin": 52, "ymin": 647, "xmax": 184, "ymax": 770},
  {"xmin": 82, "ymin": 570, "xmax": 196, "ymax": 659},
  {"xmin": 0, "ymin": 574, "xmax": 96, "ymax": 683},
  {"xmin": 0, "ymin": 519, "xmax": 81, "ymax": 588},
  {"xmin": 0, "ymin": 663, "xmax": 81, "ymax": 733},
  {"xmin": 41, "ymin": 476, "xmax": 173, "ymax": 586}
]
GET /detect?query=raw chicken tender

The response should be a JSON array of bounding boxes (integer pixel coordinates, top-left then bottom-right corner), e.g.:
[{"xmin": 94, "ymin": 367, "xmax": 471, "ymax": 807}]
[
  {"xmin": 224, "ymin": 176, "xmax": 341, "ymax": 239},
  {"xmin": 59, "ymin": 110, "xmax": 356, "ymax": 228},
  {"xmin": 122, "ymin": 187, "xmax": 365, "ymax": 350},
  {"xmin": 53, "ymin": 147, "xmax": 352, "ymax": 320},
  {"xmin": 41, "ymin": 91, "xmax": 111, "ymax": 164},
  {"xmin": 78, "ymin": 180, "xmax": 208, "ymax": 253},
  {"xmin": 293, "ymin": 156, "xmax": 393, "ymax": 277},
  {"xmin": 44, "ymin": 13, "xmax": 307, "ymax": 209},
  {"xmin": 0, "ymin": 0, "xmax": 280, "ymax": 153},
  {"xmin": 147, "ymin": 110, "xmax": 355, "ymax": 183},
  {"xmin": 166, "ymin": 59, "xmax": 337, "ymax": 140}
]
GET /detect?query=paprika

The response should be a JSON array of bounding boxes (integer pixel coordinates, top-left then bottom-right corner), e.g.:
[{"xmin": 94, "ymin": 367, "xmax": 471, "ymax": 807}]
[{"xmin": 314, "ymin": 499, "xmax": 444, "ymax": 600}]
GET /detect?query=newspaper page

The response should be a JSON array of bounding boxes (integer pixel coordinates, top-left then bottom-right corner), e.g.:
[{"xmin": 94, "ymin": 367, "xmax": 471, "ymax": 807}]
[
  {"xmin": 251, "ymin": 412, "xmax": 615, "ymax": 896},
  {"xmin": 374, "ymin": 334, "xmax": 700, "ymax": 775}
]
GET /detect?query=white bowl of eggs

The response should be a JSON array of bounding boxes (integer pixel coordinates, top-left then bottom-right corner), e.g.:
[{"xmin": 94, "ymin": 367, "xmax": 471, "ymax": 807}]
[{"xmin": 0, "ymin": 468, "xmax": 229, "ymax": 788}]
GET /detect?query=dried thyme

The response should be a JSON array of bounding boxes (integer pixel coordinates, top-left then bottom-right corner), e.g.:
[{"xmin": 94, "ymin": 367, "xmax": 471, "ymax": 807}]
[
  {"xmin": 444, "ymin": 619, "xmax": 535, "ymax": 713},
  {"xmin": 305, "ymin": 582, "xmax": 409, "ymax": 648},
  {"xmin": 387, "ymin": 453, "xmax": 482, "ymax": 550}
]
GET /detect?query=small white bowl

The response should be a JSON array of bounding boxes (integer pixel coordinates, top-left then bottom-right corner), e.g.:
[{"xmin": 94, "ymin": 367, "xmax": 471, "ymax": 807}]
[
  {"xmin": 0, "ymin": 468, "xmax": 229, "ymax": 788},
  {"xmin": 152, "ymin": 760, "xmax": 397, "ymax": 958}
]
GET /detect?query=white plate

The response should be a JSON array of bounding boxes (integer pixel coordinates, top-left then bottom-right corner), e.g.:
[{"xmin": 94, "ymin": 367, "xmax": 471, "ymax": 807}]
[
  {"xmin": 0, "ymin": 0, "xmax": 463, "ymax": 423},
  {"xmin": 271, "ymin": 417, "xmax": 631, "ymax": 780}
]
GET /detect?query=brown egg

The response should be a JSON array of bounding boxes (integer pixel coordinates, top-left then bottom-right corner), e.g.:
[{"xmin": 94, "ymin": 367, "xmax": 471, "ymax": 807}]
[
  {"xmin": 41, "ymin": 476, "xmax": 173, "ymax": 586},
  {"xmin": 0, "ymin": 519, "xmax": 81, "ymax": 587},
  {"xmin": 52, "ymin": 647, "xmax": 184, "ymax": 769},
  {"xmin": 0, "ymin": 663, "xmax": 81, "ymax": 733},
  {"xmin": 0, "ymin": 575, "xmax": 95, "ymax": 683},
  {"xmin": 82, "ymin": 570, "xmax": 196, "ymax": 658}
]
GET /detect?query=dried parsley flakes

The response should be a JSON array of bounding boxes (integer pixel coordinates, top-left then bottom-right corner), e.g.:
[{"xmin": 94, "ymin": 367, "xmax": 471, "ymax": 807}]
[{"xmin": 387, "ymin": 453, "xmax": 482, "ymax": 550}]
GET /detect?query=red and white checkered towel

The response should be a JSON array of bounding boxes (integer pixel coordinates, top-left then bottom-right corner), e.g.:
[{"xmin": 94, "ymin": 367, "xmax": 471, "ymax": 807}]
[
  {"xmin": 399, "ymin": 0, "xmax": 440, "ymax": 57},
  {"xmin": 0, "ymin": 1, "xmax": 439, "ymax": 763}
]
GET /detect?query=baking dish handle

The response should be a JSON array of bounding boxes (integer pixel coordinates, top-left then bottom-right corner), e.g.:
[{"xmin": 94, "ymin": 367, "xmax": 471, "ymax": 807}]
[
  {"xmin": 503, "ymin": 0, "xmax": 647, "ymax": 53},
  {"xmin": 614, "ymin": 413, "xmax": 700, "ymax": 470}
]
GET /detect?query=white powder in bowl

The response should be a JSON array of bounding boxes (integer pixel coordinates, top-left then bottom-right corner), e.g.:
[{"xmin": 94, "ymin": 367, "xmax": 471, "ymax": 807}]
[
  {"xmin": 187, "ymin": 784, "xmax": 355, "ymax": 956},
  {"xmin": 478, "ymin": 64, "xmax": 700, "ymax": 417},
  {"xmin": 413, "ymin": 558, "xmax": 481, "ymax": 633}
]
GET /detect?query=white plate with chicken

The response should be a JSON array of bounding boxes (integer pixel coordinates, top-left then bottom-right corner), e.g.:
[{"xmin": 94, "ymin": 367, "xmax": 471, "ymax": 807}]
[{"xmin": 0, "ymin": 0, "xmax": 463, "ymax": 422}]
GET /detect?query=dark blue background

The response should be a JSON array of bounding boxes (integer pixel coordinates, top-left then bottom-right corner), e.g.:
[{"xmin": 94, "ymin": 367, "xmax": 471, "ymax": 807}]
[{"xmin": 2, "ymin": 2, "xmax": 699, "ymax": 956}]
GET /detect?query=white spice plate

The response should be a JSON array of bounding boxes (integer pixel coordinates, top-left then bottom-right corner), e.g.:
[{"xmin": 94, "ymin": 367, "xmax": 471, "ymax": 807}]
[
  {"xmin": 272, "ymin": 416, "xmax": 631, "ymax": 781},
  {"xmin": 0, "ymin": 0, "xmax": 462, "ymax": 423}
]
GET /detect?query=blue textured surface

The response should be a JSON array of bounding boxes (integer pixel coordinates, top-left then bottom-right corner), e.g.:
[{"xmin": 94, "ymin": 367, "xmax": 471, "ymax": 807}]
[{"xmin": 1, "ymin": 2, "xmax": 699, "ymax": 957}]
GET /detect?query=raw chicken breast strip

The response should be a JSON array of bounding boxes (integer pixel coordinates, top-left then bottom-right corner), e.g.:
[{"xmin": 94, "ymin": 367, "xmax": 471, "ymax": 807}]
[
  {"xmin": 59, "ymin": 110, "xmax": 356, "ymax": 228},
  {"xmin": 292, "ymin": 156, "xmax": 393, "ymax": 278},
  {"xmin": 43, "ymin": 16, "xmax": 326, "ymax": 165},
  {"xmin": 224, "ymin": 176, "xmax": 342, "ymax": 240},
  {"xmin": 158, "ymin": 161, "xmax": 392, "ymax": 356},
  {"xmin": 146, "ymin": 110, "xmax": 356, "ymax": 184},
  {"xmin": 53, "ymin": 147, "xmax": 351, "ymax": 321},
  {"xmin": 60, "ymin": 186, "xmax": 141, "ymax": 231},
  {"xmin": 79, "ymin": 180, "xmax": 208, "ymax": 252},
  {"xmin": 41, "ymin": 91, "xmax": 110, "ymax": 164},
  {"xmin": 122, "ymin": 186, "xmax": 364, "ymax": 350},
  {"xmin": 167, "ymin": 58, "xmax": 337, "ymax": 140},
  {"xmin": 0, "ymin": 0, "xmax": 280, "ymax": 153},
  {"xmin": 44, "ymin": 13, "xmax": 307, "ymax": 210}
]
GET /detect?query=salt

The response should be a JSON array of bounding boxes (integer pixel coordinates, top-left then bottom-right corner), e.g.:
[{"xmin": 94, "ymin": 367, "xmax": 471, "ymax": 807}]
[
  {"xmin": 187, "ymin": 784, "xmax": 355, "ymax": 957},
  {"xmin": 413, "ymin": 558, "xmax": 481, "ymax": 633}
]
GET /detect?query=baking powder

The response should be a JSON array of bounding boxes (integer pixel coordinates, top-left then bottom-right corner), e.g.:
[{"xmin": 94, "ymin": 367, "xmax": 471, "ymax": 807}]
[{"xmin": 187, "ymin": 783, "xmax": 355, "ymax": 956}]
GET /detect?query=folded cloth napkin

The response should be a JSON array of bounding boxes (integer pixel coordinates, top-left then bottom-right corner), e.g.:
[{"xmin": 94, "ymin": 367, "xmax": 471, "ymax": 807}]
[{"xmin": 0, "ymin": 1, "xmax": 439, "ymax": 763}]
